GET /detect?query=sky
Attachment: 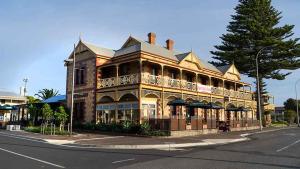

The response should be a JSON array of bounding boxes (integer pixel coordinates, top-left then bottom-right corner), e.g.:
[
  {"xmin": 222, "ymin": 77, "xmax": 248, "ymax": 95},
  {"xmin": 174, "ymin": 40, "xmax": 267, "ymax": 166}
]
[{"xmin": 0, "ymin": 0, "xmax": 299, "ymax": 106}]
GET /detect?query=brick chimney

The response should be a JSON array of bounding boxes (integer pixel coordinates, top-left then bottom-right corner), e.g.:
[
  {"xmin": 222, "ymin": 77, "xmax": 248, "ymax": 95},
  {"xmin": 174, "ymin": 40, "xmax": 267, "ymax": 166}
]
[
  {"xmin": 166, "ymin": 39, "xmax": 174, "ymax": 50},
  {"xmin": 147, "ymin": 32, "xmax": 156, "ymax": 45}
]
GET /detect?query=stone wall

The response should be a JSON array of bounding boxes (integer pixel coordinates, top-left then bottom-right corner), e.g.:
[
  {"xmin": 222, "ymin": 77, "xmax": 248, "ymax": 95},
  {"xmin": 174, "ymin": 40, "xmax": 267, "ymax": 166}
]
[{"xmin": 66, "ymin": 49, "xmax": 96, "ymax": 123}]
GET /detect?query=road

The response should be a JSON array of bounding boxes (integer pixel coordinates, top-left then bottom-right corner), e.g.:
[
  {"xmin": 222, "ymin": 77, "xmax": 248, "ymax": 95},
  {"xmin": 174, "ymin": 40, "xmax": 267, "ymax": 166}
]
[{"xmin": 0, "ymin": 128, "xmax": 299, "ymax": 169}]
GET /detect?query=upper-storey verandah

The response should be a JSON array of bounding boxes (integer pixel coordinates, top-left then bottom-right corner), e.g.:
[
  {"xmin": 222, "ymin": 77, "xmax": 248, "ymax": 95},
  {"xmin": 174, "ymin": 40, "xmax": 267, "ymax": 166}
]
[{"xmin": 96, "ymin": 51, "xmax": 253, "ymax": 101}]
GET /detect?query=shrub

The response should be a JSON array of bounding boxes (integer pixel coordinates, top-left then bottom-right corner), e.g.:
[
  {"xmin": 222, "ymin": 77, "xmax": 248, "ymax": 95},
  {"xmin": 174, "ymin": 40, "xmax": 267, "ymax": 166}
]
[
  {"xmin": 71, "ymin": 121, "xmax": 170, "ymax": 136},
  {"xmin": 24, "ymin": 126, "xmax": 70, "ymax": 135},
  {"xmin": 140, "ymin": 122, "xmax": 151, "ymax": 135}
]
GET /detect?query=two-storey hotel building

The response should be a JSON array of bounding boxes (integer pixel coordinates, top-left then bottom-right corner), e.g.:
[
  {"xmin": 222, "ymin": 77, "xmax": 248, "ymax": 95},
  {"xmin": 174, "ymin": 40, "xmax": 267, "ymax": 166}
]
[{"xmin": 66, "ymin": 32, "xmax": 260, "ymax": 135}]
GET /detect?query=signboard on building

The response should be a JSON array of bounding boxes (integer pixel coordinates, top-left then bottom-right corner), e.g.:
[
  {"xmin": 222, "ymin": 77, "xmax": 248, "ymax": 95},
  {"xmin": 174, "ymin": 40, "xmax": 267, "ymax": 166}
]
[{"xmin": 197, "ymin": 84, "xmax": 212, "ymax": 93}]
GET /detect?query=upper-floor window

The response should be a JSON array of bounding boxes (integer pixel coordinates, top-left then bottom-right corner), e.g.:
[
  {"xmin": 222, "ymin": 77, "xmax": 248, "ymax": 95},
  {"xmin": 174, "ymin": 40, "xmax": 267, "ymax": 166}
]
[
  {"xmin": 0, "ymin": 99, "xmax": 5, "ymax": 104},
  {"xmin": 187, "ymin": 75, "xmax": 193, "ymax": 82},
  {"xmin": 151, "ymin": 68, "xmax": 157, "ymax": 76},
  {"xmin": 171, "ymin": 72, "xmax": 176, "ymax": 79},
  {"xmin": 213, "ymin": 80, "xmax": 219, "ymax": 87},
  {"xmin": 75, "ymin": 67, "xmax": 86, "ymax": 85}
]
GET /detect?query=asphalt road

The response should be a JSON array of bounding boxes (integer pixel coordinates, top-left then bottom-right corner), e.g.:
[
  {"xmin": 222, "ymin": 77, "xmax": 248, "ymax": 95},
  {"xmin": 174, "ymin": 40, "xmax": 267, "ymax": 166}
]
[{"xmin": 0, "ymin": 128, "xmax": 299, "ymax": 169}]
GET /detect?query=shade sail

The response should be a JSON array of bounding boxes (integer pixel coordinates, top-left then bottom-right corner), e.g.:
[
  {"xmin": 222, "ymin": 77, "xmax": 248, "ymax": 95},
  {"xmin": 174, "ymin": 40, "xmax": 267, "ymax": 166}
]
[{"xmin": 167, "ymin": 98, "xmax": 187, "ymax": 106}]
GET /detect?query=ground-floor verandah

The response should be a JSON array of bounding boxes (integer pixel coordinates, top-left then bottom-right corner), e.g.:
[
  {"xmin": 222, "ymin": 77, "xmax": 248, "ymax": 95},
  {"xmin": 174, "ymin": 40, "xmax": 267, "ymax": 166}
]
[{"xmin": 95, "ymin": 92, "xmax": 259, "ymax": 132}]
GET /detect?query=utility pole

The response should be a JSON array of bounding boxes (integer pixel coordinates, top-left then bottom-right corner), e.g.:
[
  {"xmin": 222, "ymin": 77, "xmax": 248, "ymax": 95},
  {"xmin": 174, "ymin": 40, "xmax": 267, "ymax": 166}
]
[
  {"xmin": 255, "ymin": 45, "xmax": 276, "ymax": 131},
  {"xmin": 64, "ymin": 44, "xmax": 76, "ymax": 136},
  {"xmin": 23, "ymin": 78, "xmax": 28, "ymax": 96},
  {"xmin": 295, "ymin": 79, "xmax": 300, "ymax": 127}
]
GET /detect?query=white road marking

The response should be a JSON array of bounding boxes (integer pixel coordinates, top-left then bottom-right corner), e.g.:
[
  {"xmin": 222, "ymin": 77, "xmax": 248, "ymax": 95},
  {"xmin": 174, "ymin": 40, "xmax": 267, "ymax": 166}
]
[
  {"xmin": 112, "ymin": 158, "xmax": 135, "ymax": 164},
  {"xmin": 0, "ymin": 147, "xmax": 65, "ymax": 168},
  {"xmin": 75, "ymin": 136, "xmax": 124, "ymax": 141},
  {"xmin": 276, "ymin": 139, "xmax": 300, "ymax": 152},
  {"xmin": 0, "ymin": 132, "xmax": 46, "ymax": 143}
]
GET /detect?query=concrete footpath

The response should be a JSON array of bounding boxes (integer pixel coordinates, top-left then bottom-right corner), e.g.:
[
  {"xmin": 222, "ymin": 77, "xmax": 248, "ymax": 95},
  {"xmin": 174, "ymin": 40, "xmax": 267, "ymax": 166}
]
[{"xmin": 0, "ymin": 126, "xmax": 295, "ymax": 150}]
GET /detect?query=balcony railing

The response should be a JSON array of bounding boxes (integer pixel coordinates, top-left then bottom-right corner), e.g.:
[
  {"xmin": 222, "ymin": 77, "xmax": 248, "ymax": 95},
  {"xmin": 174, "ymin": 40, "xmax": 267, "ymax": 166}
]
[
  {"xmin": 118, "ymin": 74, "xmax": 139, "ymax": 86},
  {"xmin": 98, "ymin": 74, "xmax": 139, "ymax": 88},
  {"xmin": 97, "ymin": 73, "xmax": 253, "ymax": 100},
  {"xmin": 98, "ymin": 77, "xmax": 116, "ymax": 88},
  {"xmin": 211, "ymin": 87, "xmax": 223, "ymax": 95},
  {"xmin": 181, "ymin": 80, "xmax": 197, "ymax": 91}
]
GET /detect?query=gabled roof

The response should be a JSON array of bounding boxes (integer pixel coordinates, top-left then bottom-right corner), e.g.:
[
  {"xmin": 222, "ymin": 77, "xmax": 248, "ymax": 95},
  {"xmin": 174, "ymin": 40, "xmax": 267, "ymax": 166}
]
[
  {"xmin": 71, "ymin": 35, "xmax": 229, "ymax": 74},
  {"xmin": 118, "ymin": 36, "xmax": 180, "ymax": 60},
  {"xmin": 217, "ymin": 64, "xmax": 241, "ymax": 80},
  {"xmin": 177, "ymin": 52, "xmax": 222, "ymax": 73},
  {"xmin": 81, "ymin": 41, "xmax": 115, "ymax": 57},
  {"xmin": 216, "ymin": 65, "xmax": 231, "ymax": 74}
]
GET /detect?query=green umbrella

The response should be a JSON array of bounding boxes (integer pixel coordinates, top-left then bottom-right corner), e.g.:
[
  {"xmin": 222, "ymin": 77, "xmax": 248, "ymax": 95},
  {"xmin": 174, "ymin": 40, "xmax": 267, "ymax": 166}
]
[{"xmin": 167, "ymin": 98, "xmax": 187, "ymax": 106}]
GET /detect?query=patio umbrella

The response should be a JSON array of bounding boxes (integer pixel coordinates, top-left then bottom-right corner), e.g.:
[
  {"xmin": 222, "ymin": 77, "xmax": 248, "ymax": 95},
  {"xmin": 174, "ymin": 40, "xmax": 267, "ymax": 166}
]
[
  {"xmin": 205, "ymin": 102, "xmax": 224, "ymax": 109},
  {"xmin": 167, "ymin": 98, "xmax": 187, "ymax": 106},
  {"xmin": 188, "ymin": 100, "xmax": 207, "ymax": 108}
]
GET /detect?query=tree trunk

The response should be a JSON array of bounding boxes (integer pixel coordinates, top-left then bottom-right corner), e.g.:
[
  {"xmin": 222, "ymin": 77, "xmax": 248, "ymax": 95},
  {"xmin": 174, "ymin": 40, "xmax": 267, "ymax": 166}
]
[{"xmin": 256, "ymin": 77, "xmax": 265, "ymax": 122}]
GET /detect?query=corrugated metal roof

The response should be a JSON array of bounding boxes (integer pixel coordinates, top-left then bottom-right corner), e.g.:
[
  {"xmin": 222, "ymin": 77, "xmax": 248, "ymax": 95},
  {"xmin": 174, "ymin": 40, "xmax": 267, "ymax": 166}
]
[
  {"xmin": 0, "ymin": 90, "xmax": 19, "ymax": 97},
  {"xmin": 80, "ymin": 36, "xmax": 224, "ymax": 73},
  {"xmin": 81, "ymin": 41, "xmax": 115, "ymax": 57},
  {"xmin": 43, "ymin": 95, "xmax": 66, "ymax": 103},
  {"xmin": 216, "ymin": 65, "xmax": 231, "ymax": 73}
]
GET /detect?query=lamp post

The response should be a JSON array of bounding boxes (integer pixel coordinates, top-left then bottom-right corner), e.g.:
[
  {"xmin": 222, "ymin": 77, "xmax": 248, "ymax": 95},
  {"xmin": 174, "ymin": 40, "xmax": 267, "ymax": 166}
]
[
  {"xmin": 255, "ymin": 45, "xmax": 276, "ymax": 131},
  {"xmin": 295, "ymin": 79, "xmax": 300, "ymax": 127},
  {"xmin": 64, "ymin": 44, "xmax": 76, "ymax": 135}
]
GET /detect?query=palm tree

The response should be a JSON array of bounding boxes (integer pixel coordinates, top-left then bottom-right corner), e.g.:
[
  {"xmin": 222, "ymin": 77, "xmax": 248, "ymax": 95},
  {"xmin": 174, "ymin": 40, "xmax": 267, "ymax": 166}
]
[{"xmin": 35, "ymin": 89, "xmax": 59, "ymax": 100}]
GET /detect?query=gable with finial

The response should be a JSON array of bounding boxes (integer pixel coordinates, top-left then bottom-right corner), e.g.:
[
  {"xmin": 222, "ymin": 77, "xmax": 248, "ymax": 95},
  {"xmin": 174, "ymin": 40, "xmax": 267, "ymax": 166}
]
[
  {"xmin": 217, "ymin": 64, "xmax": 241, "ymax": 80},
  {"xmin": 121, "ymin": 36, "xmax": 143, "ymax": 49},
  {"xmin": 177, "ymin": 52, "xmax": 204, "ymax": 70}
]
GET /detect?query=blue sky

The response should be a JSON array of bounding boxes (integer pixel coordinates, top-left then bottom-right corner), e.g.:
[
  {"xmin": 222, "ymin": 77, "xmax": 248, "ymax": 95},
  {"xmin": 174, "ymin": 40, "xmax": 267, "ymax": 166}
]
[{"xmin": 0, "ymin": 0, "xmax": 299, "ymax": 106}]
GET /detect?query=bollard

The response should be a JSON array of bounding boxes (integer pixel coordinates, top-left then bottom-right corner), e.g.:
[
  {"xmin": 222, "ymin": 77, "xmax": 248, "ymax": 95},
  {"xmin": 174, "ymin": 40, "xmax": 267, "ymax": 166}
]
[{"xmin": 54, "ymin": 124, "xmax": 56, "ymax": 135}]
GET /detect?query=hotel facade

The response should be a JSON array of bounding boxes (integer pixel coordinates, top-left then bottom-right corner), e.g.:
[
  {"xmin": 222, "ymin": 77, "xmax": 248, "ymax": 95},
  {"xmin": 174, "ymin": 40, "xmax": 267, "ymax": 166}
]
[{"xmin": 66, "ymin": 32, "xmax": 263, "ymax": 135}]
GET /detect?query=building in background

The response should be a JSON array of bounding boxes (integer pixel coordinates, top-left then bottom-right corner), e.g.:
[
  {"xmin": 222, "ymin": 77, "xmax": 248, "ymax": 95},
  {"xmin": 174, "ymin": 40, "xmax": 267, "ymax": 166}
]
[
  {"xmin": 263, "ymin": 94, "xmax": 275, "ymax": 125},
  {"xmin": 66, "ymin": 32, "xmax": 263, "ymax": 135},
  {"xmin": 0, "ymin": 90, "xmax": 27, "ymax": 126},
  {"xmin": 273, "ymin": 106, "xmax": 285, "ymax": 121}
]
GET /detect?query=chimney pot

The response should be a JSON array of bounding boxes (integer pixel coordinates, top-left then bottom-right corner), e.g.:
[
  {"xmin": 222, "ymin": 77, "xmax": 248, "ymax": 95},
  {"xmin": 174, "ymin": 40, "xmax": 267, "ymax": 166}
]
[
  {"xmin": 148, "ymin": 32, "xmax": 156, "ymax": 45},
  {"xmin": 166, "ymin": 39, "xmax": 174, "ymax": 50}
]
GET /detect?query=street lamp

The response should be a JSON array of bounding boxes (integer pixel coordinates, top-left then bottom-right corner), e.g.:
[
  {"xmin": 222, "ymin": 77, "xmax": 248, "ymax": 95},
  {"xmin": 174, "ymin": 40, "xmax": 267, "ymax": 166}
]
[
  {"xmin": 295, "ymin": 79, "xmax": 300, "ymax": 127},
  {"xmin": 255, "ymin": 45, "xmax": 276, "ymax": 131},
  {"xmin": 64, "ymin": 44, "xmax": 76, "ymax": 135}
]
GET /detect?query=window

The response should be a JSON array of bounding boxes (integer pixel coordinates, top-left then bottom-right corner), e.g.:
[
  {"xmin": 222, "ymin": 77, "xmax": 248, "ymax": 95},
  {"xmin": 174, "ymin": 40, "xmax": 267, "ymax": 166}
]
[
  {"xmin": 152, "ymin": 68, "xmax": 157, "ymax": 76},
  {"xmin": 74, "ymin": 102, "xmax": 85, "ymax": 121},
  {"xmin": 0, "ymin": 99, "xmax": 5, "ymax": 104},
  {"xmin": 213, "ymin": 80, "xmax": 218, "ymax": 87},
  {"xmin": 117, "ymin": 103, "xmax": 139, "ymax": 122},
  {"xmin": 187, "ymin": 75, "xmax": 193, "ymax": 82},
  {"xmin": 75, "ymin": 67, "xmax": 86, "ymax": 85},
  {"xmin": 142, "ymin": 103, "xmax": 156, "ymax": 118},
  {"xmin": 80, "ymin": 67, "xmax": 85, "ymax": 84},
  {"xmin": 171, "ymin": 72, "xmax": 176, "ymax": 79},
  {"xmin": 204, "ymin": 109, "xmax": 208, "ymax": 123}
]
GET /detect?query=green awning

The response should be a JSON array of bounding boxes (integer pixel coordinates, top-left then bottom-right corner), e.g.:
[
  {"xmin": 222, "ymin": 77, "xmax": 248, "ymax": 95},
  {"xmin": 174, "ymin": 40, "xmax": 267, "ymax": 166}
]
[{"xmin": 167, "ymin": 98, "xmax": 187, "ymax": 106}]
